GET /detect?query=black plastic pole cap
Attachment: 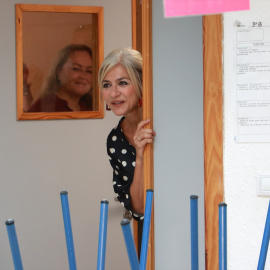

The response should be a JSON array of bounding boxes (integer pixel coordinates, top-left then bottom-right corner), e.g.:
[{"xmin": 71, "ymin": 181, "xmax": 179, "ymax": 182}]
[
  {"xmin": 101, "ymin": 199, "xmax": 109, "ymax": 204},
  {"xmin": 5, "ymin": 219, "xmax": 14, "ymax": 225},
  {"xmin": 121, "ymin": 219, "xmax": 130, "ymax": 226}
]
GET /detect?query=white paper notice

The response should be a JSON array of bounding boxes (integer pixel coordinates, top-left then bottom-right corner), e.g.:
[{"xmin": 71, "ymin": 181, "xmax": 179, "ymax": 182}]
[{"xmin": 235, "ymin": 21, "xmax": 270, "ymax": 142}]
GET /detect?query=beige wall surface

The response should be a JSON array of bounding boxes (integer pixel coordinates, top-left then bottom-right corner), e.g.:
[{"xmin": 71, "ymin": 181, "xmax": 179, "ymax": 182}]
[{"xmin": 0, "ymin": 0, "xmax": 132, "ymax": 269}]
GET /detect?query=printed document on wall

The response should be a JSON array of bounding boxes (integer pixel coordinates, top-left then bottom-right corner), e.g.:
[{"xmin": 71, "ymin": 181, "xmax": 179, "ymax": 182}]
[{"xmin": 235, "ymin": 20, "xmax": 270, "ymax": 142}]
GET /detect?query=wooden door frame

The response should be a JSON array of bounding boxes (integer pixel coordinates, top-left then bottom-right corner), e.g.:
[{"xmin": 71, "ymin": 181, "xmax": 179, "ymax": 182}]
[
  {"xmin": 132, "ymin": 1, "xmax": 224, "ymax": 269},
  {"xmin": 203, "ymin": 15, "xmax": 224, "ymax": 270}
]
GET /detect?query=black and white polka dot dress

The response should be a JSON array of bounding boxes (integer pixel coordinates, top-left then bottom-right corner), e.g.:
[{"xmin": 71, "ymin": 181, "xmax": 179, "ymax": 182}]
[{"xmin": 107, "ymin": 117, "xmax": 144, "ymax": 221}]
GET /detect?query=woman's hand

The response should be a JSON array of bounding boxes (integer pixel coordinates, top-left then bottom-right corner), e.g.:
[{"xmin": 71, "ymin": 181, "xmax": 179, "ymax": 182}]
[
  {"xmin": 130, "ymin": 118, "xmax": 155, "ymax": 214},
  {"xmin": 133, "ymin": 119, "xmax": 156, "ymax": 160}
]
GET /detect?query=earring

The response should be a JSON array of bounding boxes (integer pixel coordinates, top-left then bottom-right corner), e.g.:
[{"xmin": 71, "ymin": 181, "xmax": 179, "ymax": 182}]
[
  {"xmin": 139, "ymin": 99, "xmax": 142, "ymax": 107},
  {"xmin": 106, "ymin": 104, "xmax": 111, "ymax": 111}
]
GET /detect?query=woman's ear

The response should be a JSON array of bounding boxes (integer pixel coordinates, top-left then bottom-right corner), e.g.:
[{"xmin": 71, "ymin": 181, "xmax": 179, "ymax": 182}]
[{"xmin": 138, "ymin": 98, "xmax": 142, "ymax": 107}]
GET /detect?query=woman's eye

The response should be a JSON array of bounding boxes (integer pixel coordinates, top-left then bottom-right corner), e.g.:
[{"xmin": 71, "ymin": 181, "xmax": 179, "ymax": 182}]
[
  {"xmin": 86, "ymin": 70, "xmax": 93, "ymax": 74},
  {"xmin": 119, "ymin": 81, "xmax": 128, "ymax": 86},
  {"xmin": 102, "ymin": 83, "xmax": 110, "ymax": 88},
  {"xmin": 72, "ymin": 67, "xmax": 80, "ymax": 72}
]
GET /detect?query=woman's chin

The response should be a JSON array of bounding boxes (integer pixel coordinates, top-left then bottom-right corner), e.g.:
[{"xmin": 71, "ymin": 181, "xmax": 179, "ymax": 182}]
[
  {"xmin": 113, "ymin": 111, "xmax": 124, "ymax": 116},
  {"xmin": 73, "ymin": 87, "xmax": 90, "ymax": 97},
  {"xmin": 111, "ymin": 108, "xmax": 125, "ymax": 116}
]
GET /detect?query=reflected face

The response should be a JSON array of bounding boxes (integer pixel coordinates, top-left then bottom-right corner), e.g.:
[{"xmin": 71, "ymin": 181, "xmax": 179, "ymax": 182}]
[
  {"xmin": 58, "ymin": 51, "xmax": 93, "ymax": 98},
  {"xmin": 102, "ymin": 64, "xmax": 140, "ymax": 116}
]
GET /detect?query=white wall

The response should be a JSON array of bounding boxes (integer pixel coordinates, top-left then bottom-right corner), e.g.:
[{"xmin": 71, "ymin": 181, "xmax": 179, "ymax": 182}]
[
  {"xmin": 223, "ymin": 1, "xmax": 270, "ymax": 269},
  {"xmin": 0, "ymin": 1, "xmax": 132, "ymax": 269},
  {"xmin": 153, "ymin": 1, "xmax": 205, "ymax": 269}
]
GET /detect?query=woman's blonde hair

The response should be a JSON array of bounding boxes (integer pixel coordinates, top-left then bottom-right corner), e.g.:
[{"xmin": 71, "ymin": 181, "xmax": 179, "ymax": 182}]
[{"xmin": 98, "ymin": 47, "xmax": 142, "ymax": 98}]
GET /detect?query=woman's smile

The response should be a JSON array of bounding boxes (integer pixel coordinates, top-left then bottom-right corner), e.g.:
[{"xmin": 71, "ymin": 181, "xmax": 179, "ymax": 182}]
[{"xmin": 111, "ymin": 100, "xmax": 125, "ymax": 106}]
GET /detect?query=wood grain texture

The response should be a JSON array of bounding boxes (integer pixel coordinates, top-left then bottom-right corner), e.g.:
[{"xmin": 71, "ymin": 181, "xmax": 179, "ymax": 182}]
[
  {"xmin": 142, "ymin": 1, "xmax": 154, "ymax": 269},
  {"xmin": 131, "ymin": 0, "xmax": 142, "ymax": 256},
  {"xmin": 132, "ymin": 0, "xmax": 137, "ymax": 50},
  {"xmin": 132, "ymin": 0, "xmax": 142, "ymax": 54},
  {"xmin": 18, "ymin": 111, "xmax": 104, "ymax": 120},
  {"xmin": 16, "ymin": 5, "xmax": 23, "ymax": 119},
  {"xmin": 15, "ymin": 4, "xmax": 104, "ymax": 120},
  {"xmin": 15, "ymin": 4, "xmax": 103, "ymax": 13},
  {"xmin": 203, "ymin": 15, "xmax": 224, "ymax": 270}
]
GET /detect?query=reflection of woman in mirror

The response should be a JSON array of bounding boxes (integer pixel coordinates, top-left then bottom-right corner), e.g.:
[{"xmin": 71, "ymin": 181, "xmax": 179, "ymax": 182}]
[
  {"xmin": 28, "ymin": 44, "xmax": 93, "ymax": 112},
  {"xmin": 98, "ymin": 48, "xmax": 156, "ymax": 222}
]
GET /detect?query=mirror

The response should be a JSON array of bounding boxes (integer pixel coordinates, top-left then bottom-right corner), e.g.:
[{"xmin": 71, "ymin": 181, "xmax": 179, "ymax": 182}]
[{"xmin": 16, "ymin": 4, "xmax": 104, "ymax": 120}]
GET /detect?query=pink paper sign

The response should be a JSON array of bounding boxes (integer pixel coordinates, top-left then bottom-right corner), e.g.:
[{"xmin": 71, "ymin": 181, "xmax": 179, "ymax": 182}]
[{"xmin": 164, "ymin": 0, "xmax": 250, "ymax": 17}]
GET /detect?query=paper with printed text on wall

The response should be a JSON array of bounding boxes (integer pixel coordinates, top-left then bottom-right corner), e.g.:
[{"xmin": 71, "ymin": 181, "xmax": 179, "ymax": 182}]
[{"xmin": 235, "ymin": 20, "xmax": 270, "ymax": 142}]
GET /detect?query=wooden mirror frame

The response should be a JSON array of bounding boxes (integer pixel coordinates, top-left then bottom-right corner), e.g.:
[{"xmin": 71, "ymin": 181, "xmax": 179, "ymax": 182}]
[
  {"xmin": 16, "ymin": 4, "xmax": 104, "ymax": 120},
  {"xmin": 134, "ymin": 1, "xmax": 224, "ymax": 268}
]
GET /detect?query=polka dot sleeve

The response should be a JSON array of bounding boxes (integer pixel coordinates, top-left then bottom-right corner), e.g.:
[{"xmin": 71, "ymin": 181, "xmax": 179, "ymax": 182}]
[{"xmin": 106, "ymin": 118, "xmax": 144, "ymax": 221}]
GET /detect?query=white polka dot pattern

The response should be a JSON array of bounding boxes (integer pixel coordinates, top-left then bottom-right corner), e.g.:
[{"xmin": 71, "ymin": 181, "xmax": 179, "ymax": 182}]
[{"xmin": 106, "ymin": 116, "xmax": 143, "ymax": 221}]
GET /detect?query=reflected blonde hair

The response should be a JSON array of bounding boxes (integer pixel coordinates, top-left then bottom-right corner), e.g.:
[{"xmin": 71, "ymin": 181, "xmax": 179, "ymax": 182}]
[{"xmin": 98, "ymin": 47, "xmax": 142, "ymax": 98}]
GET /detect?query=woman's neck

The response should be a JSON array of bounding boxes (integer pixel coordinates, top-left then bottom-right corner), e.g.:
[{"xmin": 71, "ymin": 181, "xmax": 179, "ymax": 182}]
[{"xmin": 122, "ymin": 108, "xmax": 142, "ymax": 134}]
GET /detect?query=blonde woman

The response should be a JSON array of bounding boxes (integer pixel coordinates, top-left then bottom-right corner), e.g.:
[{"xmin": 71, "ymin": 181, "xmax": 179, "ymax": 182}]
[{"xmin": 98, "ymin": 48, "xmax": 156, "ymax": 221}]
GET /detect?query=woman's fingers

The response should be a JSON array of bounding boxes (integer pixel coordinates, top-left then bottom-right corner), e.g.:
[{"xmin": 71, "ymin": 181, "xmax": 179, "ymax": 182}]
[
  {"xmin": 137, "ymin": 129, "xmax": 156, "ymax": 140},
  {"xmin": 140, "ymin": 132, "xmax": 154, "ymax": 140},
  {"xmin": 135, "ymin": 131, "xmax": 154, "ymax": 141},
  {"xmin": 134, "ymin": 119, "xmax": 156, "ymax": 159},
  {"xmin": 135, "ymin": 132, "xmax": 155, "ymax": 146},
  {"xmin": 137, "ymin": 119, "xmax": 151, "ymax": 129},
  {"xmin": 135, "ymin": 119, "xmax": 156, "ymax": 143}
]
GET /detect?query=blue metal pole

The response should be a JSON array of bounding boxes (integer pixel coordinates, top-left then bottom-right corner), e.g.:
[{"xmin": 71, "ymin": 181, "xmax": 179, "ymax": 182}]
[
  {"xmin": 60, "ymin": 191, "xmax": 77, "ymax": 270},
  {"xmin": 121, "ymin": 219, "xmax": 140, "ymax": 270},
  {"xmin": 5, "ymin": 219, "xmax": 23, "ymax": 270},
  {"xmin": 190, "ymin": 195, "xmax": 199, "ymax": 270},
  {"xmin": 219, "ymin": 203, "xmax": 227, "ymax": 270},
  {"xmin": 140, "ymin": 189, "xmax": 154, "ymax": 270},
  {"xmin": 258, "ymin": 200, "xmax": 270, "ymax": 270},
  {"xmin": 97, "ymin": 199, "xmax": 109, "ymax": 270}
]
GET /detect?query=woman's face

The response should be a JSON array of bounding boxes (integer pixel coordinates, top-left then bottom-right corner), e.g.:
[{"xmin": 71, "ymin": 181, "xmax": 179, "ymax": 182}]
[
  {"xmin": 58, "ymin": 51, "xmax": 93, "ymax": 98},
  {"xmin": 102, "ymin": 64, "xmax": 140, "ymax": 116}
]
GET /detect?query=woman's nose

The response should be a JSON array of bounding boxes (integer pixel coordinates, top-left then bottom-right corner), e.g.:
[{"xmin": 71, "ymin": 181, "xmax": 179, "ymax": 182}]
[
  {"xmin": 79, "ymin": 70, "xmax": 91, "ymax": 79},
  {"xmin": 110, "ymin": 85, "xmax": 120, "ymax": 97}
]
